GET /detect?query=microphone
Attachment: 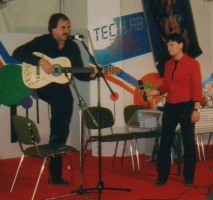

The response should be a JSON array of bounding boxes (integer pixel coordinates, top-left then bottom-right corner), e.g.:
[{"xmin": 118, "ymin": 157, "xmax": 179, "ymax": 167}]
[
  {"xmin": 138, "ymin": 80, "xmax": 147, "ymax": 101},
  {"xmin": 68, "ymin": 34, "xmax": 84, "ymax": 41}
]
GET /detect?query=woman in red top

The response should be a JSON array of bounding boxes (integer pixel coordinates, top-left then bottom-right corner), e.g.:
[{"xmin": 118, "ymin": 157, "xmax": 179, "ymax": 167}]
[{"xmin": 144, "ymin": 33, "xmax": 202, "ymax": 186}]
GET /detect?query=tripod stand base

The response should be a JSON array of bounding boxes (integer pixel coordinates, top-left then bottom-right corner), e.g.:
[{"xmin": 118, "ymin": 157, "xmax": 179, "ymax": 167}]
[
  {"xmin": 44, "ymin": 183, "xmax": 131, "ymax": 200},
  {"xmin": 43, "ymin": 184, "xmax": 93, "ymax": 200},
  {"xmin": 74, "ymin": 182, "xmax": 131, "ymax": 195},
  {"xmin": 96, "ymin": 181, "xmax": 131, "ymax": 192}
]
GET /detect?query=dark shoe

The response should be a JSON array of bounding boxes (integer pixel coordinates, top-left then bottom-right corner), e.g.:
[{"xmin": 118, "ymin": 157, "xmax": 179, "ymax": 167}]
[
  {"xmin": 155, "ymin": 179, "xmax": 167, "ymax": 186},
  {"xmin": 185, "ymin": 180, "xmax": 194, "ymax": 186},
  {"xmin": 49, "ymin": 178, "xmax": 69, "ymax": 186}
]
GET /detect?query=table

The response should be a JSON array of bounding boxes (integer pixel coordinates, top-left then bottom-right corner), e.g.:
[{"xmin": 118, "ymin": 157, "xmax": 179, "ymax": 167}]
[
  {"xmin": 126, "ymin": 109, "xmax": 182, "ymax": 175},
  {"xmin": 126, "ymin": 109, "xmax": 162, "ymax": 130},
  {"xmin": 194, "ymin": 108, "xmax": 213, "ymax": 161}
]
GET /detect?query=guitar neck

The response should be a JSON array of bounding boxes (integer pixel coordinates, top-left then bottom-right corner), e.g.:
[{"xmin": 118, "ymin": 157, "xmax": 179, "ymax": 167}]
[{"xmin": 60, "ymin": 67, "xmax": 94, "ymax": 74}]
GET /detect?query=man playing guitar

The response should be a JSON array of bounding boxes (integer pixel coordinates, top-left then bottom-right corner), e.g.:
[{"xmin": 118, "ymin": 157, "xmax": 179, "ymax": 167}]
[{"xmin": 13, "ymin": 13, "xmax": 97, "ymax": 186}]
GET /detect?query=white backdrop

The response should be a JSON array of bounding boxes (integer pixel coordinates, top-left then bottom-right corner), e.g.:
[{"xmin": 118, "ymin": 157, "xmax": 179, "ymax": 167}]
[{"xmin": 0, "ymin": 0, "xmax": 212, "ymax": 159}]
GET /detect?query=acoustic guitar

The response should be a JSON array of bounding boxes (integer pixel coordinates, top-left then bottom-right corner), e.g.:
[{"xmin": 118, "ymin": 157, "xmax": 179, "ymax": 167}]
[{"xmin": 22, "ymin": 52, "xmax": 120, "ymax": 89}]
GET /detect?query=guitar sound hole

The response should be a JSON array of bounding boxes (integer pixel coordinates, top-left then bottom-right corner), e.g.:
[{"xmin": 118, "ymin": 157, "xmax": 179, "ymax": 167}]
[{"xmin": 53, "ymin": 64, "xmax": 62, "ymax": 76}]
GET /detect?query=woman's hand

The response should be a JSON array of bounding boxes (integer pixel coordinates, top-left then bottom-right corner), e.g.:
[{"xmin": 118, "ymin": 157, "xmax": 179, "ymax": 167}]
[
  {"xmin": 191, "ymin": 111, "xmax": 200, "ymax": 123},
  {"xmin": 140, "ymin": 89, "xmax": 160, "ymax": 98}
]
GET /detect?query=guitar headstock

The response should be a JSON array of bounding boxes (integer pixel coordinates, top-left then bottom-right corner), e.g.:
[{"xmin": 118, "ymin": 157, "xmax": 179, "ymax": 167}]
[{"xmin": 103, "ymin": 65, "xmax": 121, "ymax": 75}]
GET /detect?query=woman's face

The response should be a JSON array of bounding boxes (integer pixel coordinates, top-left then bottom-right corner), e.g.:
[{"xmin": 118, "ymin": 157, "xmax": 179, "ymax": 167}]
[{"xmin": 167, "ymin": 40, "xmax": 183, "ymax": 59}]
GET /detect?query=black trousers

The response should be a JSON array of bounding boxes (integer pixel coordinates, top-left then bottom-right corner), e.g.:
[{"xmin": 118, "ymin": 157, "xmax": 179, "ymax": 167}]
[
  {"xmin": 36, "ymin": 83, "xmax": 73, "ymax": 179},
  {"xmin": 157, "ymin": 100, "xmax": 196, "ymax": 182}
]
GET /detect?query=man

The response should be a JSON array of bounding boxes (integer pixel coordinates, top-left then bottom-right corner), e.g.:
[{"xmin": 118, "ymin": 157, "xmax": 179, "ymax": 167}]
[
  {"xmin": 13, "ymin": 13, "xmax": 97, "ymax": 186},
  {"xmin": 143, "ymin": 33, "xmax": 202, "ymax": 186}
]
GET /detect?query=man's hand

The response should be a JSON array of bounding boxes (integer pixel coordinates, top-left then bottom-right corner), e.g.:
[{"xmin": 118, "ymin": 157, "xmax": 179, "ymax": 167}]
[
  {"xmin": 90, "ymin": 67, "xmax": 98, "ymax": 79},
  {"xmin": 39, "ymin": 58, "xmax": 54, "ymax": 74}
]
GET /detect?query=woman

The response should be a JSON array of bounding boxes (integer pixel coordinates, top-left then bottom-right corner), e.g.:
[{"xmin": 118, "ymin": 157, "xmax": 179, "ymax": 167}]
[{"xmin": 143, "ymin": 33, "xmax": 202, "ymax": 186}]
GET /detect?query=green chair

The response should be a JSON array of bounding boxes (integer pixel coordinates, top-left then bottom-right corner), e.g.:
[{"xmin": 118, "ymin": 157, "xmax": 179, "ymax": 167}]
[
  {"xmin": 10, "ymin": 115, "xmax": 77, "ymax": 200},
  {"xmin": 83, "ymin": 106, "xmax": 135, "ymax": 170},
  {"xmin": 124, "ymin": 105, "xmax": 161, "ymax": 170}
]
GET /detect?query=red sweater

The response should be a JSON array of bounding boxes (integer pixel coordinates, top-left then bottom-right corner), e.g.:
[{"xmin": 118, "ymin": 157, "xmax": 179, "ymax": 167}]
[{"xmin": 158, "ymin": 54, "xmax": 203, "ymax": 104}]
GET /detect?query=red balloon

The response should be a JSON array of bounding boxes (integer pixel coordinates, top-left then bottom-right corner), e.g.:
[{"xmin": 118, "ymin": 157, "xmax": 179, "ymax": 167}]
[{"xmin": 110, "ymin": 92, "xmax": 119, "ymax": 101}]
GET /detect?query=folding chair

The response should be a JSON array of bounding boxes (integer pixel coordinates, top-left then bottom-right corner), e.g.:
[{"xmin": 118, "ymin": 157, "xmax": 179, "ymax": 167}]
[
  {"xmin": 124, "ymin": 105, "xmax": 161, "ymax": 170},
  {"xmin": 10, "ymin": 115, "xmax": 77, "ymax": 200},
  {"xmin": 83, "ymin": 106, "xmax": 135, "ymax": 170}
]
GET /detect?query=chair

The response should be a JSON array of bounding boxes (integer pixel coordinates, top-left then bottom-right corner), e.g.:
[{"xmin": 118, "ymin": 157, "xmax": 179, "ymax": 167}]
[
  {"xmin": 10, "ymin": 115, "xmax": 77, "ymax": 200},
  {"xmin": 124, "ymin": 105, "xmax": 183, "ymax": 175},
  {"xmin": 124, "ymin": 105, "xmax": 161, "ymax": 170},
  {"xmin": 83, "ymin": 106, "xmax": 135, "ymax": 170},
  {"xmin": 171, "ymin": 128, "xmax": 182, "ymax": 176}
]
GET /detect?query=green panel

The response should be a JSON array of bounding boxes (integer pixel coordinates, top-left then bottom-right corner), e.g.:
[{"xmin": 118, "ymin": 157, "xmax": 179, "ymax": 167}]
[{"xmin": 0, "ymin": 64, "xmax": 31, "ymax": 106}]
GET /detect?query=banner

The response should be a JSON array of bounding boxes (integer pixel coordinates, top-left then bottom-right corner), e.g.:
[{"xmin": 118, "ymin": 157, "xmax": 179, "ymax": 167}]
[
  {"xmin": 142, "ymin": 0, "xmax": 202, "ymax": 76},
  {"xmin": 88, "ymin": 11, "xmax": 162, "ymax": 108},
  {"xmin": 88, "ymin": 12, "xmax": 151, "ymax": 66}
]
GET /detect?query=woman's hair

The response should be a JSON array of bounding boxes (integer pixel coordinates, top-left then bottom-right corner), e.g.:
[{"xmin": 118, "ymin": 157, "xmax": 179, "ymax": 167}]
[
  {"xmin": 48, "ymin": 13, "xmax": 69, "ymax": 33},
  {"xmin": 166, "ymin": 33, "xmax": 187, "ymax": 53}
]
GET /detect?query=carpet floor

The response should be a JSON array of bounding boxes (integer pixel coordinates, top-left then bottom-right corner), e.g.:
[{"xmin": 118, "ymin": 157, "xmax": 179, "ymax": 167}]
[{"xmin": 1, "ymin": 149, "xmax": 213, "ymax": 200}]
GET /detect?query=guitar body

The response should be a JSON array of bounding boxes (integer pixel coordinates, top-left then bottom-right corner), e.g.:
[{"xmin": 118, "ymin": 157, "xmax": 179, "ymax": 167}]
[{"xmin": 22, "ymin": 52, "xmax": 72, "ymax": 89}]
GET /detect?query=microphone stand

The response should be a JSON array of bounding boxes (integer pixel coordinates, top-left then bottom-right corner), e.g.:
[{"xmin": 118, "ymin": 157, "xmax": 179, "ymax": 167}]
[
  {"xmin": 78, "ymin": 36, "xmax": 131, "ymax": 199},
  {"xmin": 44, "ymin": 77, "xmax": 99, "ymax": 200}
]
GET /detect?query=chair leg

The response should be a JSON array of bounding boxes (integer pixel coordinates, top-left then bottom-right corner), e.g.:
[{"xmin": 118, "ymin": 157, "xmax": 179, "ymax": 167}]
[
  {"xmin": 149, "ymin": 137, "xmax": 159, "ymax": 162},
  {"xmin": 65, "ymin": 153, "xmax": 76, "ymax": 191},
  {"xmin": 129, "ymin": 140, "xmax": 135, "ymax": 171},
  {"xmin": 121, "ymin": 140, "xmax": 127, "ymax": 166},
  {"xmin": 119, "ymin": 140, "xmax": 135, "ymax": 171},
  {"xmin": 206, "ymin": 132, "xmax": 213, "ymax": 155},
  {"xmin": 135, "ymin": 138, "xmax": 140, "ymax": 170},
  {"xmin": 210, "ymin": 134, "xmax": 213, "ymax": 153},
  {"xmin": 84, "ymin": 140, "xmax": 90, "ymax": 153},
  {"xmin": 10, "ymin": 154, "xmax": 25, "ymax": 192},
  {"xmin": 170, "ymin": 152, "xmax": 174, "ymax": 165},
  {"xmin": 31, "ymin": 158, "xmax": 46, "ymax": 200},
  {"xmin": 195, "ymin": 134, "xmax": 201, "ymax": 161},
  {"xmin": 200, "ymin": 134, "xmax": 205, "ymax": 161},
  {"xmin": 46, "ymin": 156, "xmax": 52, "ymax": 182},
  {"xmin": 112, "ymin": 141, "xmax": 119, "ymax": 166},
  {"xmin": 176, "ymin": 132, "xmax": 182, "ymax": 176}
]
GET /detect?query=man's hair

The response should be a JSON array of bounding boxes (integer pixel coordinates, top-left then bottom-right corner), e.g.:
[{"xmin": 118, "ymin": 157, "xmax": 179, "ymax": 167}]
[
  {"xmin": 48, "ymin": 13, "xmax": 69, "ymax": 33},
  {"xmin": 166, "ymin": 33, "xmax": 187, "ymax": 53}
]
